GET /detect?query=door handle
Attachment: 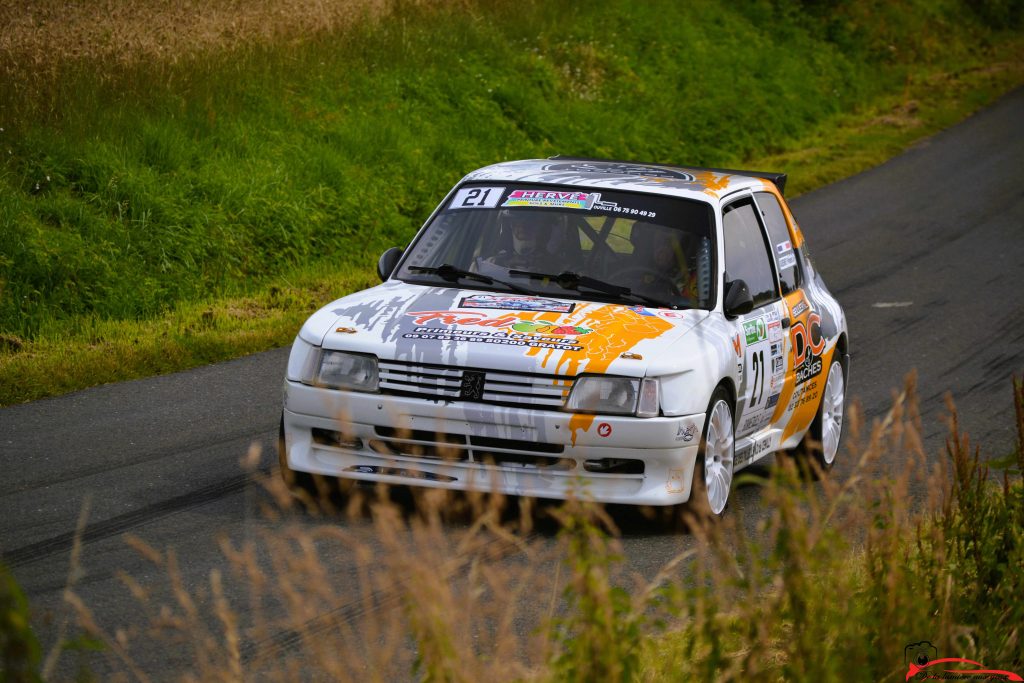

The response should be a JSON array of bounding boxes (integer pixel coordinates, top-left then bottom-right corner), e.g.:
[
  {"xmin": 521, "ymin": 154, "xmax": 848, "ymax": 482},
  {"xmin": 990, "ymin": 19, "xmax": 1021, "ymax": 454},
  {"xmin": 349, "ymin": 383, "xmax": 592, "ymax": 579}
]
[{"xmin": 781, "ymin": 317, "xmax": 791, "ymax": 329}]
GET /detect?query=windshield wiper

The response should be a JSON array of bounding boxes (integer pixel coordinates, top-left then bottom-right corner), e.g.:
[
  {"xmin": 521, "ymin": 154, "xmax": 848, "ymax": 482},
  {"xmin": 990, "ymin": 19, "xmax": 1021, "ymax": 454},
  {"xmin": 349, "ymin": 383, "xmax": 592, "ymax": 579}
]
[
  {"xmin": 509, "ymin": 269, "xmax": 629, "ymax": 295},
  {"xmin": 508, "ymin": 269, "xmax": 677, "ymax": 310},
  {"xmin": 407, "ymin": 264, "xmax": 534, "ymax": 295}
]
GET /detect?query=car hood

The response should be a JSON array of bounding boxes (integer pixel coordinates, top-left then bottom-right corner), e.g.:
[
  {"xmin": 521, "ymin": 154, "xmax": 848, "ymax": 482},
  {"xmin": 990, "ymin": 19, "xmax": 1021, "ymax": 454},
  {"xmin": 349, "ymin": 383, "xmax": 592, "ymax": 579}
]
[{"xmin": 300, "ymin": 281, "xmax": 709, "ymax": 378}]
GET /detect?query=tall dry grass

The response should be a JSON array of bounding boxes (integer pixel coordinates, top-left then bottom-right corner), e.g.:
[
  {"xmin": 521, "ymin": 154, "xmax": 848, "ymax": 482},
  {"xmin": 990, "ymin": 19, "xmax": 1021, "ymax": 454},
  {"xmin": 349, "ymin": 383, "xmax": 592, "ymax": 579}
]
[
  {"xmin": 0, "ymin": 0, "xmax": 393, "ymax": 68},
  {"xmin": 20, "ymin": 374, "xmax": 1024, "ymax": 680}
]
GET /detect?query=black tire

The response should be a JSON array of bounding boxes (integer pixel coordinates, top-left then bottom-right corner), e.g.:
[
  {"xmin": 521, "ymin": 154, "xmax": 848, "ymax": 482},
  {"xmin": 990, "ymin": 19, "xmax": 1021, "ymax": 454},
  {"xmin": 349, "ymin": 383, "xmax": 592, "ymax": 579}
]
[{"xmin": 782, "ymin": 358, "xmax": 845, "ymax": 478}]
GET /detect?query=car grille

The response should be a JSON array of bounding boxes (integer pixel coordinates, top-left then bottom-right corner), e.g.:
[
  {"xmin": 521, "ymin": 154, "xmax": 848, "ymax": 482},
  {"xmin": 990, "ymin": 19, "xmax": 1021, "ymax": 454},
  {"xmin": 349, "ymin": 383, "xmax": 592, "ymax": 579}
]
[
  {"xmin": 368, "ymin": 427, "xmax": 575, "ymax": 470},
  {"xmin": 377, "ymin": 359, "xmax": 573, "ymax": 409}
]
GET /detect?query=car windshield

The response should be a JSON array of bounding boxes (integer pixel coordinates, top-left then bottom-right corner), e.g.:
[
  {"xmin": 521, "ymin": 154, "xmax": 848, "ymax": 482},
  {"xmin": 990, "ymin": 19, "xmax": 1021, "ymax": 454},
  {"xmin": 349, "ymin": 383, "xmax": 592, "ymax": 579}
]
[{"xmin": 395, "ymin": 183, "xmax": 716, "ymax": 309}]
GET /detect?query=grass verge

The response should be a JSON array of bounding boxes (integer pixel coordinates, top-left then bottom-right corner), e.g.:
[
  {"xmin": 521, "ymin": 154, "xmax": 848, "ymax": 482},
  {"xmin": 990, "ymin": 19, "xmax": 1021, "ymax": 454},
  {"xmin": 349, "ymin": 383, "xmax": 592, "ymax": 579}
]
[
  {"xmin": 1, "ymin": 0, "xmax": 1023, "ymax": 405},
  {"xmin": 0, "ymin": 265, "xmax": 376, "ymax": 402}
]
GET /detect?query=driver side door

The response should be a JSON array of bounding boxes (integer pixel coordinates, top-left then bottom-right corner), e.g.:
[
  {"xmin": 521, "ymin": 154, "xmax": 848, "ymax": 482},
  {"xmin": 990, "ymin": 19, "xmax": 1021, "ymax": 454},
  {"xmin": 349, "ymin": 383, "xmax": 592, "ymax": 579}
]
[{"xmin": 722, "ymin": 195, "xmax": 789, "ymax": 446}]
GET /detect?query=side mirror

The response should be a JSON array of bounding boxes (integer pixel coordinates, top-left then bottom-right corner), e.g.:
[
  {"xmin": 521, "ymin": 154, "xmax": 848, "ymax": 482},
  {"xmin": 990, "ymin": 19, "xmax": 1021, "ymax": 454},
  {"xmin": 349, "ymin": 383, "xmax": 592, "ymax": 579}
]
[
  {"xmin": 377, "ymin": 247, "xmax": 403, "ymax": 282},
  {"xmin": 723, "ymin": 279, "xmax": 754, "ymax": 318}
]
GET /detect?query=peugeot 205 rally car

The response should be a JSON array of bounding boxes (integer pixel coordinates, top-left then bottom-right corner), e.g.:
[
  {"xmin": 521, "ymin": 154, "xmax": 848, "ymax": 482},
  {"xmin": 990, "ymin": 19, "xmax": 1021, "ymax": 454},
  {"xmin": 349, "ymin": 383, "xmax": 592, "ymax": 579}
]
[{"xmin": 279, "ymin": 157, "xmax": 849, "ymax": 515}]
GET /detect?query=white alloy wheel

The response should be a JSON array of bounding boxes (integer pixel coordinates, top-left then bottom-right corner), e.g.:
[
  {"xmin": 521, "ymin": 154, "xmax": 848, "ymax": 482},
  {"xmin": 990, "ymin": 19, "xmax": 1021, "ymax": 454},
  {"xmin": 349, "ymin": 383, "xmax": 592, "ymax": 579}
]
[
  {"xmin": 702, "ymin": 395, "xmax": 735, "ymax": 516},
  {"xmin": 784, "ymin": 357, "xmax": 846, "ymax": 477},
  {"xmin": 819, "ymin": 360, "xmax": 845, "ymax": 465}
]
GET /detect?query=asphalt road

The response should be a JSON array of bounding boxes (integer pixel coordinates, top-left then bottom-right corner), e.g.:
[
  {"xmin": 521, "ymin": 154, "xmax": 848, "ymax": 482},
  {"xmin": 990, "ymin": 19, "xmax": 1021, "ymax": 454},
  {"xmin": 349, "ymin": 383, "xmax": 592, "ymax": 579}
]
[{"xmin": 2, "ymin": 87, "xmax": 1023, "ymax": 678}]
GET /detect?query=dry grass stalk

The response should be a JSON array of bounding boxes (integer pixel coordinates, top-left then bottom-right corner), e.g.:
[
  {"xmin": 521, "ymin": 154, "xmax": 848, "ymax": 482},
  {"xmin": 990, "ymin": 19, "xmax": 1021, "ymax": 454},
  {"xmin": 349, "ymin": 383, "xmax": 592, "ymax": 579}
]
[
  {"xmin": 50, "ymin": 371, "xmax": 1023, "ymax": 680},
  {"xmin": 0, "ymin": 0, "xmax": 390, "ymax": 68}
]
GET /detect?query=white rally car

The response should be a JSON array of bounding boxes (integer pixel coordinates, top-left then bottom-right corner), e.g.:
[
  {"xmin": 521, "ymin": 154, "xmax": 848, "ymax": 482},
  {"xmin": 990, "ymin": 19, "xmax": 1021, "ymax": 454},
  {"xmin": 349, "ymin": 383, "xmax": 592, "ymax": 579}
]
[{"xmin": 280, "ymin": 157, "xmax": 849, "ymax": 514}]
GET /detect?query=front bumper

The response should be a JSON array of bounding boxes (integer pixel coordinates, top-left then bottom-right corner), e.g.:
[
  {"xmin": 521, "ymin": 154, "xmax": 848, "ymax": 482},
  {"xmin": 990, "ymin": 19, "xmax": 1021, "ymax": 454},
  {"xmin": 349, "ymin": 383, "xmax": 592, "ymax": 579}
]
[{"xmin": 282, "ymin": 381, "xmax": 704, "ymax": 506}]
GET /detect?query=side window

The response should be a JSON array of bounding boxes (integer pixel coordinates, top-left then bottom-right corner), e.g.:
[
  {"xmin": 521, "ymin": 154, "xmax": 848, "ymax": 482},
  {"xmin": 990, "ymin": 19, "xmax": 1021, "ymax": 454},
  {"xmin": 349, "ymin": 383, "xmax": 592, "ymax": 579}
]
[
  {"xmin": 723, "ymin": 197, "xmax": 778, "ymax": 308},
  {"xmin": 754, "ymin": 192, "xmax": 799, "ymax": 295}
]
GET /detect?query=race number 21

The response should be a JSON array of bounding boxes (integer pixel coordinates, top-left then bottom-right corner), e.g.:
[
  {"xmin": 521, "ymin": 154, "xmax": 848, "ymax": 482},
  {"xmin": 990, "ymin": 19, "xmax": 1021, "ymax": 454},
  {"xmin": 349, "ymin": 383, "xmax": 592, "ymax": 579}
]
[{"xmin": 450, "ymin": 186, "xmax": 505, "ymax": 209}]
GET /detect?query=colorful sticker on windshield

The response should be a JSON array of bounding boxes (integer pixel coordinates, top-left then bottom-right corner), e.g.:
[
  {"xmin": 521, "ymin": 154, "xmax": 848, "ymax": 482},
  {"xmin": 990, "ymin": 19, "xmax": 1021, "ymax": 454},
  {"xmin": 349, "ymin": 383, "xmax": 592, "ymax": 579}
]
[
  {"xmin": 459, "ymin": 295, "xmax": 575, "ymax": 314},
  {"xmin": 591, "ymin": 197, "xmax": 657, "ymax": 219},
  {"xmin": 502, "ymin": 189, "xmax": 599, "ymax": 210},
  {"xmin": 450, "ymin": 186, "xmax": 505, "ymax": 209}
]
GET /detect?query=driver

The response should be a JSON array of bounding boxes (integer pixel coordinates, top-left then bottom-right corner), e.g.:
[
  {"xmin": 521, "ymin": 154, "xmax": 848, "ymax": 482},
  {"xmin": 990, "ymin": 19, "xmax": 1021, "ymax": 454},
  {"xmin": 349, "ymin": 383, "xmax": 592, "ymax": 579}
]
[
  {"xmin": 489, "ymin": 209, "xmax": 564, "ymax": 271},
  {"xmin": 629, "ymin": 221, "xmax": 699, "ymax": 301}
]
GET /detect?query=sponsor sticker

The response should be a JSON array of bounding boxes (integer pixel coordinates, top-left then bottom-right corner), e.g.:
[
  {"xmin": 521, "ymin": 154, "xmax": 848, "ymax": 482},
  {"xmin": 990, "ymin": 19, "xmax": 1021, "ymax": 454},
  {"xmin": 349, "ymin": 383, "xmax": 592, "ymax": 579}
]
[
  {"xmin": 629, "ymin": 305, "xmax": 657, "ymax": 317},
  {"xmin": 768, "ymin": 320, "xmax": 782, "ymax": 342},
  {"xmin": 459, "ymin": 295, "xmax": 575, "ymax": 313},
  {"xmin": 591, "ymin": 197, "xmax": 658, "ymax": 218},
  {"xmin": 743, "ymin": 318, "xmax": 767, "ymax": 344},
  {"xmin": 795, "ymin": 353, "xmax": 823, "ymax": 385},
  {"xmin": 597, "ymin": 422, "xmax": 612, "ymax": 438},
  {"xmin": 407, "ymin": 310, "xmax": 591, "ymax": 336},
  {"xmin": 791, "ymin": 299, "xmax": 809, "ymax": 318},
  {"xmin": 736, "ymin": 436, "xmax": 772, "ymax": 467},
  {"xmin": 511, "ymin": 320, "xmax": 592, "ymax": 336},
  {"xmin": 741, "ymin": 413, "xmax": 770, "ymax": 434},
  {"xmin": 666, "ymin": 468, "xmax": 685, "ymax": 494},
  {"xmin": 778, "ymin": 252, "xmax": 797, "ymax": 270},
  {"xmin": 450, "ymin": 186, "xmax": 505, "ymax": 209},
  {"xmin": 404, "ymin": 326, "xmax": 585, "ymax": 352},
  {"xmin": 676, "ymin": 423, "xmax": 697, "ymax": 442},
  {"xmin": 502, "ymin": 189, "xmax": 598, "ymax": 210},
  {"xmin": 791, "ymin": 312, "xmax": 826, "ymax": 385},
  {"xmin": 787, "ymin": 381, "xmax": 819, "ymax": 411},
  {"xmin": 655, "ymin": 309, "xmax": 686, "ymax": 319}
]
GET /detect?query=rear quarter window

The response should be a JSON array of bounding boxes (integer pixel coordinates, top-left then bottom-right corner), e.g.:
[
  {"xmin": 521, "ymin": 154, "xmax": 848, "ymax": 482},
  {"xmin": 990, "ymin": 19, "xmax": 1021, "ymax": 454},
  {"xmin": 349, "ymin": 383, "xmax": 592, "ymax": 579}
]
[{"xmin": 754, "ymin": 191, "xmax": 800, "ymax": 295}]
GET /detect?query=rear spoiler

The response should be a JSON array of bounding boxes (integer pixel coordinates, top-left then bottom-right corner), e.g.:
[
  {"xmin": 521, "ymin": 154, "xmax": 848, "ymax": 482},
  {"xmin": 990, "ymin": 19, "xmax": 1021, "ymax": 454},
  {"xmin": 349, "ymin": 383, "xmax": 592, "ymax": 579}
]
[{"xmin": 547, "ymin": 155, "xmax": 788, "ymax": 195}]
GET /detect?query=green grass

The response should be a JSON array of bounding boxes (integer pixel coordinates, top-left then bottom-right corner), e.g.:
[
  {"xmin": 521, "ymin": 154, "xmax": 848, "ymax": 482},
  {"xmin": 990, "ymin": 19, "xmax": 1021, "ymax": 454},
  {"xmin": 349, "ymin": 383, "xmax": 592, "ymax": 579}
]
[{"xmin": 1, "ymin": 0, "xmax": 1023, "ymax": 405}]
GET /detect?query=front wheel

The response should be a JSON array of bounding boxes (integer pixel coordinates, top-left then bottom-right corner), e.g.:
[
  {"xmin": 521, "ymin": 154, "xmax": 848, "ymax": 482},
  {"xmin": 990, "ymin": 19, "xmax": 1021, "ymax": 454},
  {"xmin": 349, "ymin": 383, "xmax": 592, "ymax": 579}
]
[{"xmin": 689, "ymin": 388, "xmax": 735, "ymax": 517}]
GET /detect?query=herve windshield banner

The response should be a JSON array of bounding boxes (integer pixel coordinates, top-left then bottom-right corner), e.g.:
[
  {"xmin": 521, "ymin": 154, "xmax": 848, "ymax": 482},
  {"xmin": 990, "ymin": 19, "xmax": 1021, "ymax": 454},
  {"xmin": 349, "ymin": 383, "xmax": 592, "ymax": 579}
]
[{"xmin": 447, "ymin": 183, "xmax": 712, "ymax": 225}]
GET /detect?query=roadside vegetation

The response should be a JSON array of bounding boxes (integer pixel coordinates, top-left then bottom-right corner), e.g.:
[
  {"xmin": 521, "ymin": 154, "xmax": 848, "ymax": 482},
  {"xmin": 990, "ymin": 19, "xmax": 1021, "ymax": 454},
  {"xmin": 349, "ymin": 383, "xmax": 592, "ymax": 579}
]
[
  {"xmin": 1, "ymin": 0, "xmax": 1022, "ymax": 405},
  {"xmin": 6, "ymin": 375, "xmax": 1022, "ymax": 680}
]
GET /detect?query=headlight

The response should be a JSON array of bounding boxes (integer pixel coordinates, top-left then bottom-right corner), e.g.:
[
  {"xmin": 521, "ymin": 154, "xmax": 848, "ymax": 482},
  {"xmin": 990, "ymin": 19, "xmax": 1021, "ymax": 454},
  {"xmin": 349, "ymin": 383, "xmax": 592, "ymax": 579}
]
[
  {"xmin": 566, "ymin": 376, "xmax": 660, "ymax": 417},
  {"xmin": 308, "ymin": 351, "xmax": 379, "ymax": 392},
  {"xmin": 287, "ymin": 336, "xmax": 318, "ymax": 382}
]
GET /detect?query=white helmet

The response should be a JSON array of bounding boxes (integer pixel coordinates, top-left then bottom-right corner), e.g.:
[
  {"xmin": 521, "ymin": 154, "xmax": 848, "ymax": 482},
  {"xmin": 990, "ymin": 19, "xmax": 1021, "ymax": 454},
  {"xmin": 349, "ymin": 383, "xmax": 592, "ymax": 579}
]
[{"xmin": 503, "ymin": 210, "xmax": 543, "ymax": 256}]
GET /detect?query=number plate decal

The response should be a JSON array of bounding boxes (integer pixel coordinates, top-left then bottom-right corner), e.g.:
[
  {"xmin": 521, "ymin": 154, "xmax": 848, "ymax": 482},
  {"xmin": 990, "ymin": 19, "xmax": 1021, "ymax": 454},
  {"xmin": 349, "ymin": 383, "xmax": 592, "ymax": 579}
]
[{"xmin": 450, "ymin": 186, "xmax": 505, "ymax": 209}]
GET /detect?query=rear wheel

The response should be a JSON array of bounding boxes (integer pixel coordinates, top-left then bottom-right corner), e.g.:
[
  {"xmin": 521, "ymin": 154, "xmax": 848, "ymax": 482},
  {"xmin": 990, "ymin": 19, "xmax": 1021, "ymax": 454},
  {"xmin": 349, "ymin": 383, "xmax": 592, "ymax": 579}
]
[
  {"xmin": 787, "ymin": 359, "xmax": 845, "ymax": 476},
  {"xmin": 689, "ymin": 388, "xmax": 735, "ymax": 517}
]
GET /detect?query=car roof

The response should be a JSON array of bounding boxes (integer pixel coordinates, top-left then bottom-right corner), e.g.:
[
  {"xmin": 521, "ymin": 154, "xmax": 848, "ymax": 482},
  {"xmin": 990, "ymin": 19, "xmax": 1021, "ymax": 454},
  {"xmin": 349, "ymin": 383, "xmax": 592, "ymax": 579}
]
[{"xmin": 460, "ymin": 156, "xmax": 786, "ymax": 202}]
